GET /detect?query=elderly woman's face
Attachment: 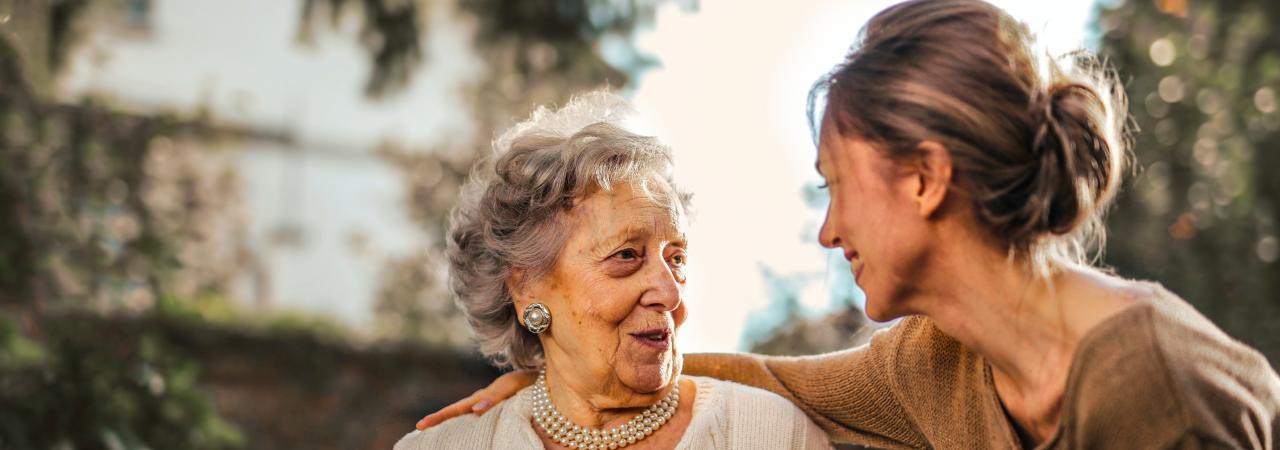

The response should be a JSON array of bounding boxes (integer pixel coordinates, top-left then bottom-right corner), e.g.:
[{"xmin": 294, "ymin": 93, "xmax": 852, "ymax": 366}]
[{"xmin": 523, "ymin": 180, "xmax": 688, "ymax": 395}]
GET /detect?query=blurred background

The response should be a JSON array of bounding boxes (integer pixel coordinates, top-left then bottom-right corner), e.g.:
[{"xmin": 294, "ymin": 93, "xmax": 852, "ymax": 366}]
[{"xmin": 1, "ymin": 0, "xmax": 1276, "ymax": 448}]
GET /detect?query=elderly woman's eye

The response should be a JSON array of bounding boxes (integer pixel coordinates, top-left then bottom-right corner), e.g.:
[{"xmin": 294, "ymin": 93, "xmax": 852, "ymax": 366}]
[
  {"xmin": 615, "ymin": 248, "xmax": 641, "ymax": 260},
  {"xmin": 668, "ymin": 252, "xmax": 687, "ymax": 266},
  {"xmin": 667, "ymin": 252, "xmax": 688, "ymax": 283}
]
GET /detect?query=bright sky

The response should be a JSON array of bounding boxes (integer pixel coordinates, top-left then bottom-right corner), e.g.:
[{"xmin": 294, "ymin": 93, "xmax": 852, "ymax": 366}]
[{"xmin": 631, "ymin": 0, "xmax": 1096, "ymax": 353}]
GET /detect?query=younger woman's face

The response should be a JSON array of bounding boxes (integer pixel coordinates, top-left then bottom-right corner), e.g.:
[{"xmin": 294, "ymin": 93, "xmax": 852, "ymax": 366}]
[{"xmin": 815, "ymin": 114, "xmax": 933, "ymax": 321}]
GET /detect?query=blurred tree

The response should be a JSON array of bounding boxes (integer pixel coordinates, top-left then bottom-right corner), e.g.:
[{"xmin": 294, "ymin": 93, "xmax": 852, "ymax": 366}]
[
  {"xmin": 299, "ymin": 0, "xmax": 685, "ymax": 96},
  {"xmin": 1097, "ymin": 0, "xmax": 1280, "ymax": 365},
  {"xmin": 0, "ymin": 33, "xmax": 252, "ymax": 315},
  {"xmin": 1, "ymin": 21, "xmax": 256, "ymax": 446},
  {"xmin": 744, "ymin": 265, "xmax": 876, "ymax": 356},
  {"xmin": 298, "ymin": 0, "xmax": 423, "ymax": 98},
  {"xmin": 741, "ymin": 181, "xmax": 878, "ymax": 356}
]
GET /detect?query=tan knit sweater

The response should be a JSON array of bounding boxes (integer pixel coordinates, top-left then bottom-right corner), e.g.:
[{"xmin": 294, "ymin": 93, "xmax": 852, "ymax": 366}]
[{"xmin": 687, "ymin": 283, "xmax": 1280, "ymax": 449}]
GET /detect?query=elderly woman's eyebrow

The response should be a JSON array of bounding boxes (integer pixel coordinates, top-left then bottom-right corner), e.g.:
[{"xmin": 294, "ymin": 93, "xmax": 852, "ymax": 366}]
[
  {"xmin": 588, "ymin": 227, "xmax": 648, "ymax": 253},
  {"xmin": 586, "ymin": 223, "xmax": 685, "ymax": 253},
  {"xmin": 669, "ymin": 233, "xmax": 689, "ymax": 248}
]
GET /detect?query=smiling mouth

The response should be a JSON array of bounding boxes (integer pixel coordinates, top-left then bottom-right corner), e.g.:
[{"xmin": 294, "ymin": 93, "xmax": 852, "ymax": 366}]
[
  {"xmin": 630, "ymin": 329, "xmax": 672, "ymax": 350},
  {"xmin": 844, "ymin": 250, "xmax": 864, "ymax": 281}
]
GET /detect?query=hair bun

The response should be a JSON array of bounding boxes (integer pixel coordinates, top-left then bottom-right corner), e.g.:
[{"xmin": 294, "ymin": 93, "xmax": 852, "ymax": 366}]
[{"xmin": 1019, "ymin": 81, "xmax": 1118, "ymax": 242}]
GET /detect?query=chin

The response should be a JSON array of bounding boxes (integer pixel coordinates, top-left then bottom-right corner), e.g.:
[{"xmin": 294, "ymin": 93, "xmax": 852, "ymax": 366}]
[
  {"xmin": 863, "ymin": 288, "xmax": 907, "ymax": 322},
  {"xmin": 619, "ymin": 354, "xmax": 681, "ymax": 394}
]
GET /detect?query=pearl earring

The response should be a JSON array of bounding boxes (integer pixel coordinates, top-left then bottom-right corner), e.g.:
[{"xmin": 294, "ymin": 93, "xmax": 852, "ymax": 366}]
[{"xmin": 522, "ymin": 303, "xmax": 551, "ymax": 334}]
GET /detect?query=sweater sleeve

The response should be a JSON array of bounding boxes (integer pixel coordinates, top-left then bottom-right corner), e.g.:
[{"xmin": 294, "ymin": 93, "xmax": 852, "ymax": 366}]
[{"xmin": 683, "ymin": 321, "xmax": 926, "ymax": 449}]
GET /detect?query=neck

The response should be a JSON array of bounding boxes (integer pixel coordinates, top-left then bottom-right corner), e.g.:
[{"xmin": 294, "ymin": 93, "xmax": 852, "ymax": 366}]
[
  {"xmin": 542, "ymin": 366, "xmax": 672, "ymax": 429},
  {"xmin": 904, "ymin": 228, "xmax": 1139, "ymax": 443},
  {"xmin": 921, "ymin": 250, "xmax": 1077, "ymax": 392}
]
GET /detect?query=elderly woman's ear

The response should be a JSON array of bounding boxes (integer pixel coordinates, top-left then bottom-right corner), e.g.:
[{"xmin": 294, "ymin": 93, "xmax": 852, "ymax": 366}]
[
  {"xmin": 506, "ymin": 269, "xmax": 537, "ymax": 326},
  {"xmin": 508, "ymin": 271, "xmax": 552, "ymax": 335}
]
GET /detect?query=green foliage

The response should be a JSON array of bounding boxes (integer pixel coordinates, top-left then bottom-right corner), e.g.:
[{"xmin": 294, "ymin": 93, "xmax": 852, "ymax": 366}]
[
  {"xmin": 47, "ymin": 0, "xmax": 92, "ymax": 75},
  {"xmin": 299, "ymin": 0, "xmax": 696, "ymax": 97},
  {"xmin": 1, "ymin": 14, "xmax": 252, "ymax": 449},
  {"xmin": 298, "ymin": 0, "xmax": 424, "ymax": 98},
  {"xmin": 0, "ymin": 24, "xmax": 253, "ymax": 312},
  {"xmin": 0, "ymin": 315, "xmax": 244, "ymax": 450},
  {"xmin": 1097, "ymin": 0, "xmax": 1280, "ymax": 364}
]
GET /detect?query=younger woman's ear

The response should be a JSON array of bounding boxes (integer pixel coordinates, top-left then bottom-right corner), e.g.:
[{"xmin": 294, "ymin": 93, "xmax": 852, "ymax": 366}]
[{"xmin": 911, "ymin": 140, "xmax": 953, "ymax": 218}]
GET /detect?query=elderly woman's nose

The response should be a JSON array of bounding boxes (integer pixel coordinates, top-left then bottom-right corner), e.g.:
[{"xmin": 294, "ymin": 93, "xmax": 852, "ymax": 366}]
[{"xmin": 638, "ymin": 257, "xmax": 682, "ymax": 311}]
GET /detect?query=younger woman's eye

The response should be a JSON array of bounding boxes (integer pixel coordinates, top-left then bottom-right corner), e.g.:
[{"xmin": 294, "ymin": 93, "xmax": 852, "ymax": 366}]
[{"xmin": 817, "ymin": 182, "xmax": 830, "ymax": 189}]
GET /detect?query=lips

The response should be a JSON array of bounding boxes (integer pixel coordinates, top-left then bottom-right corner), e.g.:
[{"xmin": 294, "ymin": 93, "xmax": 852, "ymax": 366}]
[
  {"xmin": 629, "ymin": 328, "xmax": 672, "ymax": 350},
  {"xmin": 843, "ymin": 249, "xmax": 864, "ymax": 282}
]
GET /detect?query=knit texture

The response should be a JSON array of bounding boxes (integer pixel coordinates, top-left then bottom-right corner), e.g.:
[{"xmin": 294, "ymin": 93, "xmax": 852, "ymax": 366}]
[
  {"xmin": 687, "ymin": 283, "xmax": 1280, "ymax": 449},
  {"xmin": 393, "ymin": 376, "xmax": 833, "ymax": 449}
]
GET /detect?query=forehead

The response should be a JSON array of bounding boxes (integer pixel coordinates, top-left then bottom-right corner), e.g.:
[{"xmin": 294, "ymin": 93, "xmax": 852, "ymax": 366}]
[
  {"xmin": 565, "ymin": 180, "xmax": 687, "ymax": 243},
  {"xmin": 815, "ymin": 114, "xmax": 850, "ymax": 172}
]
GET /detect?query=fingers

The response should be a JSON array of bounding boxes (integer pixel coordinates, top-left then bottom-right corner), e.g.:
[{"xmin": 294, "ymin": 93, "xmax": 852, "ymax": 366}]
[{"xmin": 416, "ymin": 391, "xmax": 488, "ymax": 430}]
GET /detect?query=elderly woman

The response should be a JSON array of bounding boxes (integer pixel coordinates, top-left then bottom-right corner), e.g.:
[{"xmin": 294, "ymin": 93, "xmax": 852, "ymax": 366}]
[{"xmin": 394, "ymin": 92, "xmax": 831, "ymax": 450}]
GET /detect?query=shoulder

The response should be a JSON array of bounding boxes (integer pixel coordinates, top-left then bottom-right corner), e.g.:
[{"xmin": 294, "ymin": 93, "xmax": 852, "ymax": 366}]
[
  {"xmin": 688, "ymin": 376, "xmax": 832, "ymax": 449},
  {"xmin": 826, "ymin": 316, "xmax": 972, "ymax": 384},
  {"xmin": 878, "ymin": 316, "xmax": 986, "ymax": 406},
  {"xmin": 392, "ymin": 390, "xmax": 526, "ymax": 450},
  {"xmin": 392, "ymin": 413, "xmax": 497, "ymax": 450},
  {"xmin": 1140, "ymin": 284, "xmax": 1280, "ymax": 442},
  {"xmin": 886, "ymin": 315, "xmax": 973, "ymax": 369},
  {"xmin": 1136, "ymin": 284, "xmax": 1279, "ymax": 404},
  {"xmin": 1065, "ymin": 282, "xmax": 1280, "ymax": 447},
  {"xmin": 695, "ymin": 375, "xmax": 803, "ymax": 413}
]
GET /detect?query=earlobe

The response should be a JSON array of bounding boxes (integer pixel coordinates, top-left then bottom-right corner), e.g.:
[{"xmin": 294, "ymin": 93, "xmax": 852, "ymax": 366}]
[{"xmin": 914, "ymin": 141, "xmax": 953, "ymax": 218}]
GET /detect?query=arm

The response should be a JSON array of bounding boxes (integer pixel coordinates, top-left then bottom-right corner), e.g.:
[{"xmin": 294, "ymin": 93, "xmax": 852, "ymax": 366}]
[{"xmin": 684, "ymin": 326, "xmax": 922, "ymax": 448}]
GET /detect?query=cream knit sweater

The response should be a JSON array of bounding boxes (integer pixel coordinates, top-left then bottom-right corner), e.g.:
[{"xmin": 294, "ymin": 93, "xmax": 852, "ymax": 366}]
[{"xmin": 394, "ymin": 376, "xmax": 832, "ymax": 450}]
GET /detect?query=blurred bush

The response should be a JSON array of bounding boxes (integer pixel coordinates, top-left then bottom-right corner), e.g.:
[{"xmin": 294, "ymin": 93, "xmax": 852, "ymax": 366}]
[{"xmin": 0, "ymin": 314, "xmax": 243, "ymax": 450}]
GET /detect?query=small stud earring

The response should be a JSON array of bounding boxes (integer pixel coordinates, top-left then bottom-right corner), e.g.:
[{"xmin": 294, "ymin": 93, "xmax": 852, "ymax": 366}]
[{"xmin": 523, "ymin": 303, "xmax": 551, "ymax": 334}]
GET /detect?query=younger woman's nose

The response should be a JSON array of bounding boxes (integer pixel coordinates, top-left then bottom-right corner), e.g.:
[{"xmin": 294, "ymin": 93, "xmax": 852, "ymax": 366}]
[{"xmin": 819, "ymin": 212, "xmax": 842, "ymax": 249}]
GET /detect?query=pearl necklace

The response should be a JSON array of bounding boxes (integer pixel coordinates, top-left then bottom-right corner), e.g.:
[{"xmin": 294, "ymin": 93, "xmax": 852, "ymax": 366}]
[{"xmin": 531, "ymin": 370, "xmax": 679, "ymax": 449}]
